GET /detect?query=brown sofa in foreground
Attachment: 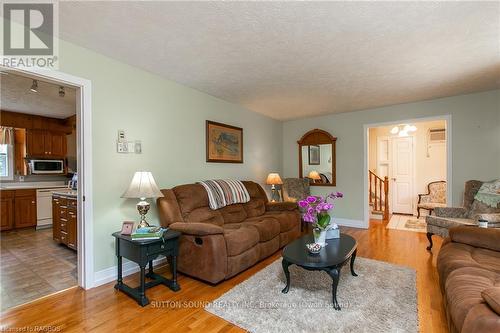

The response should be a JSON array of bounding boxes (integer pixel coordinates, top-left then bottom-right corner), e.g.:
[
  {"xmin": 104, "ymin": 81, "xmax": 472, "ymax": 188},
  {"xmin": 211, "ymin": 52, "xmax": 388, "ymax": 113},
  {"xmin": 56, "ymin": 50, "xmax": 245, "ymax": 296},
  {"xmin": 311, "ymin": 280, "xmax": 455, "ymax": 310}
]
[
  {"xmin": 157, "ymin": 181, "xmax": 301, "ymax": 284},
  {"xmin": 437, "ymin": 226, "xmax": 500, "ymax": 333}
]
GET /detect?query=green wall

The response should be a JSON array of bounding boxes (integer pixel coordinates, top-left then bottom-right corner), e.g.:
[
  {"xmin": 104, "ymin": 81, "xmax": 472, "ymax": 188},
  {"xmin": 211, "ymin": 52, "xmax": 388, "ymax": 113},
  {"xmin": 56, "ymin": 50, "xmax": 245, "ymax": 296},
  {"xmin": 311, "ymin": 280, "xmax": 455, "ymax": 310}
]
[
  {"xmin": 282, "ymin": 90, "xmax": 500, "ymax": 224},
  {"xmin": 57, "ymin": 41, "xmax": 282, "ymax": 272}
]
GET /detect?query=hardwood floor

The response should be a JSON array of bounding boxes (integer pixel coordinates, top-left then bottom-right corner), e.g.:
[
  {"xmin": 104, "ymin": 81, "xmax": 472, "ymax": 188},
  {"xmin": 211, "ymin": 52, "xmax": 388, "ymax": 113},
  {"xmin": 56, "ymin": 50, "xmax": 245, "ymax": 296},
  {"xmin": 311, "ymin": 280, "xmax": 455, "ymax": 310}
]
[{"xmin": 0, "ymin": 220, "xmax": 448, "ymax": 333}]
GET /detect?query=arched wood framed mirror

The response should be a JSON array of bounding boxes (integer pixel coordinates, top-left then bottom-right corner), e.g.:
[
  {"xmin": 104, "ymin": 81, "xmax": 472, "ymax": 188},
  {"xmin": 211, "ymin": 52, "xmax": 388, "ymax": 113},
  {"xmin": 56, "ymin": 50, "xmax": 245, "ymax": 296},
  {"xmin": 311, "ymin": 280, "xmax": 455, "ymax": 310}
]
[{"xmin": 298, "ymin": 129, "xmax": 337, "ymax": 186}]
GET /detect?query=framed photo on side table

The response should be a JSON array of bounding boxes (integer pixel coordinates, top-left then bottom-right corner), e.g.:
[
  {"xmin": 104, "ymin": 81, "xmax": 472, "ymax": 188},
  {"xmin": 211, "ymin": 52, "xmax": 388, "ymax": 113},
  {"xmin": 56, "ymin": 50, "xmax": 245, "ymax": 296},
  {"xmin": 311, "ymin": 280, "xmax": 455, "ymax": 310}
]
[
  {"xmin": 121, "ymin": 221, "xmax": 135, "ymax": 235},
  {"xmin": 206, "ymin": 120, "xmax": 243, "ymax": 163}
]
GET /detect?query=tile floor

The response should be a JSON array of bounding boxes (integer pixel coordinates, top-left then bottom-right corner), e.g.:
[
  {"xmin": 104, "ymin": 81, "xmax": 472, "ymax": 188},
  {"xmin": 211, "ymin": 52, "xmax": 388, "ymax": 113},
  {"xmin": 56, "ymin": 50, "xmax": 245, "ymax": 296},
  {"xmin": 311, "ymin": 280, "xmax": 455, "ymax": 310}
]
[
  {"xmin": 386, "ymin": 214, "xmax": 427, "ymax": 233},
  {"xmin": 0, "ymin": 228, "xmax": 77, "ymax": 311}
]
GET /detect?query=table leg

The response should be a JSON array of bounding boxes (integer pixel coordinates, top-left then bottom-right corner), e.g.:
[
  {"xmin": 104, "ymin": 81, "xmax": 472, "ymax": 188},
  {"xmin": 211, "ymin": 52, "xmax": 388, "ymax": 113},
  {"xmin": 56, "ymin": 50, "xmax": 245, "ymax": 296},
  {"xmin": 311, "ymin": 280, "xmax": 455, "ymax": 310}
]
[
  {"xmin": 170, "ymin": 255, "xmax": 180, "ymax": 291},
  {"xmin": 146, "ymin": 260, "xmax": 154, "ymax": 278},
  {"xmin": 281, "ymin": 259, "xmax": 291, "ymax": 294},
  {"xmin": 138, "ymin": 265, "xmax": 149, "ymax": 306},
  {"xmin": 350, "ymin": 249, "xmax": 358, "ymax": 277},
  {"xmin": 426, "ymin": 232, "xmax": 434, "ymax": 251},
  {"xmin": 114, "ymin": 255, "xmax": 122, "ymax": 290},
  {"xmin": 326, "ymin": 268, "xmax": 341, "ymax": 310}
]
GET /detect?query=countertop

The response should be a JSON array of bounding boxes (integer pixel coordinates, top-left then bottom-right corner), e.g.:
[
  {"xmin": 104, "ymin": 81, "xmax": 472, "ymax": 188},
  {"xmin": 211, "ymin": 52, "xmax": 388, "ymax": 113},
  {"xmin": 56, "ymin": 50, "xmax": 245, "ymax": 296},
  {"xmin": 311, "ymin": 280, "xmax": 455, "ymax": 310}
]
[
  {"xmin": 0, "ymin": 182, "xmax": 68, "ymax": 190},
  {"xmin": 52, "ymin": 191, "xmax": 78, "ymax": 198}
]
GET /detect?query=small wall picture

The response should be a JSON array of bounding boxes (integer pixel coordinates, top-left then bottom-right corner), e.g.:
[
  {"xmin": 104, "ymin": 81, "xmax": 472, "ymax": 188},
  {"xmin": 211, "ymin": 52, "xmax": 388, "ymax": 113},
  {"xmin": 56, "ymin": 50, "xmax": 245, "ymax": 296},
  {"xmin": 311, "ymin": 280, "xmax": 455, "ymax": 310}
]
[
  {"xmin": 308, "ymin": 145, "xmax": 320, "ymax": 165},
  {"xmin": 206, "ymin": 120, "xmax": 243, "ymax": 163},
  {"xmin": 120, "ymin": 221, "xmax": 135, "ymax": 235}
]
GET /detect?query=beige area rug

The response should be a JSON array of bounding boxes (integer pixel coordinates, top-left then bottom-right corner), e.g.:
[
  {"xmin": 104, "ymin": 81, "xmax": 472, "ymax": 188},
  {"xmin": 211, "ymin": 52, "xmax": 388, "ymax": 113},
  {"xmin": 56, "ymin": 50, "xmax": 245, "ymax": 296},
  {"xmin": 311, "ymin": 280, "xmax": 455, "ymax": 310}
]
[
  {"xmin": 387, "ymin": 214, "xmax": 427, "ymax": 233},
  {"xmin": 205, "ymin": 258, "xmax": 418, "ymax": 333}
]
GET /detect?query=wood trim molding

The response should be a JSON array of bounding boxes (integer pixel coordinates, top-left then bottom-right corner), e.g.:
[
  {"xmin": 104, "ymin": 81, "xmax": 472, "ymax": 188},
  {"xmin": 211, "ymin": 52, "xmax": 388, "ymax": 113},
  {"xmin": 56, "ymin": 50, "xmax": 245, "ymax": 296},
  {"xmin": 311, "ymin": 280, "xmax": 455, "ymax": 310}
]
[{"xmin": 0, "ymin": 110, "xmax": 72, "ymax": 134}]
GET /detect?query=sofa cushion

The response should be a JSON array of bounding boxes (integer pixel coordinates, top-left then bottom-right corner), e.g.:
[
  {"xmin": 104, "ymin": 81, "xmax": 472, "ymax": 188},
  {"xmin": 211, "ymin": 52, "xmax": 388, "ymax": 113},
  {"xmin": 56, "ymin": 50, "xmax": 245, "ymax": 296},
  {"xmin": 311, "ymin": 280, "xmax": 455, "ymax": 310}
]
[
  {"xmin": 223, "ymin": 224, "xmax": 259, "ymax": 256},
  {"xmin": 242, "ymin": 181, "xmax": 266, "ymax": 199},
  {"xmin": 417, "ymin": 203, "xmax": 447, "ymax": 209},
  {"xmin": 445, "ymin": 267, "xmax": 500, "ymax": 331},
  {"xmin": 438, "ymin": 242, "xmax": 500, "ymax": 291},
  {"xmin": 173, "ymin": 184, "xmax": 209, "ymax": 216},
  {"xmin": 264, "ymin": 211, "xmax": 299, "ymax": 233},
  {"xmin": 482, "ymin": 287, "xmax": 500, "ymax": 315},
  {"xmin": 184, "ymin": 207, "xmax": 224, "ymax": 226},
  {"xmin": 243, "ymin": 216, "xmax": 281, "ymax": 242},
  {"xmin": 219, "ymin": 204, "xmax": 248, "ymax": 223},
  {"xmin": 243, "ymin": 198, "xmax": 266, "ymax": 217}
]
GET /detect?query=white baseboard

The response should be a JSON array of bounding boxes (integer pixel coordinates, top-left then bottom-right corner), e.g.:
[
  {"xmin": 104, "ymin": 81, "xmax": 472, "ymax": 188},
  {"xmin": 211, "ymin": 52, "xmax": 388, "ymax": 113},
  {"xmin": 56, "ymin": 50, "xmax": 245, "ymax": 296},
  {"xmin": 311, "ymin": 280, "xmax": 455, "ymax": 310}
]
[
  {"xmin": 93, "ymin": 257, "xmax": 168, "ymax": 288},
  {"xmin": 334, "ymin": 217, "xmax": 367, "ymax": 229}
]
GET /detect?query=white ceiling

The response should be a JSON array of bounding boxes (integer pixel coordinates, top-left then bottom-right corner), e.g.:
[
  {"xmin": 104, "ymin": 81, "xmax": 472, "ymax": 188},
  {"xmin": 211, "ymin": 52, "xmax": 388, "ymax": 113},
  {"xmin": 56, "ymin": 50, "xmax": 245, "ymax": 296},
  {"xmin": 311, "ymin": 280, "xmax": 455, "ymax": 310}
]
[
  {"xmin": 0, "ymin": 72, "xmax": 76, "ymax": 118},
  {"xmin": 59, "ymin": 1, "xmax": 500, "ymax": 120}
]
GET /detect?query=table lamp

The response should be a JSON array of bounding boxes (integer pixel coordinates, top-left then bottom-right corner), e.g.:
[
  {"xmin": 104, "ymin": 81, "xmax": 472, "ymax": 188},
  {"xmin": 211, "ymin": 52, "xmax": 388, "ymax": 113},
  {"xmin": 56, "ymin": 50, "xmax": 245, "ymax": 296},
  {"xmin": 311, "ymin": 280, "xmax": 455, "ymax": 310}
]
[
  {"xmin": 266, "ymin": 173, "xmax": 283, "ymax": 202},
  {"xmin": 308, "ymin": 170, "xmax": 321, "ymax": 184},
  {"xmin": 121, "ymin": 171, "xmax": 164, "ymax": 228}
]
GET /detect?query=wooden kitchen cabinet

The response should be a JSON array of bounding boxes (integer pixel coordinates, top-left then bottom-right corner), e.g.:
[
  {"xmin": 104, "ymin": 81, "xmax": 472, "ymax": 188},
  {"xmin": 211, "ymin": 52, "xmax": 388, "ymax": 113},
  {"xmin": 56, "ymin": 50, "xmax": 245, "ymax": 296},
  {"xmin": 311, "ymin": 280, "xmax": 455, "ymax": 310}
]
[
  {"xmin": 0, "ymin": 190, "xmax": 14, "ymax": 231},
  {"xmin": 27, "ymin": 129, "xmax": 67, "ymax": 158},
  {"xmin": 53, "ymin": 195, "xmax": 77, "ymax": 250},
  {"xmin": 52, "ymin": 196, "xmax": 61, "ymax": 242},
  {"xmin": 14, "ymin": 189, "xmax": 37, "ymax": 228},
  {"xmin": 27, "ymin": 129, "xmax": 46, "ymax": 157},
  {"xmin": 49, "ymin": 132, "xmax": 66, "ymax": 157}
]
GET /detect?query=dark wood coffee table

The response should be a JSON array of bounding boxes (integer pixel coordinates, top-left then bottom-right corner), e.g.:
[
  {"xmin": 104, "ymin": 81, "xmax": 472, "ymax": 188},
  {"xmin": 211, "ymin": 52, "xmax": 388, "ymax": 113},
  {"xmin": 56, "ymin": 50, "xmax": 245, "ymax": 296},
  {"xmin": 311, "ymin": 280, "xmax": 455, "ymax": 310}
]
[{"xmin": 281, "ymin": 233, "xmax": 358, "ymax": 310}]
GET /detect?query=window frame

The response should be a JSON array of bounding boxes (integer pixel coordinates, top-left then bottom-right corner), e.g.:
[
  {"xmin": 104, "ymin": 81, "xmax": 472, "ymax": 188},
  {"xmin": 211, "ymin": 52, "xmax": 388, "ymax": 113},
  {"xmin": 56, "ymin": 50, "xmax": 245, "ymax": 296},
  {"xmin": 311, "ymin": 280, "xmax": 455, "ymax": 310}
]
[{"xmin": 0, "ymin": 144, "xmax": 14, "ymax": 181}]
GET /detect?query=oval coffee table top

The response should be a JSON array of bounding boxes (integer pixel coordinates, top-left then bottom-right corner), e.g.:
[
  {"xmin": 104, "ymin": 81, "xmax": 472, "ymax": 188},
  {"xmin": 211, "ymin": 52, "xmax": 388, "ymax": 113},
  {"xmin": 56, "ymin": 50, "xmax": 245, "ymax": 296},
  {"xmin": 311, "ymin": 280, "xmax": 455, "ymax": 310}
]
[{"xmin": 282, "ymin": 233, "xmax": 357, "ymax": 269}]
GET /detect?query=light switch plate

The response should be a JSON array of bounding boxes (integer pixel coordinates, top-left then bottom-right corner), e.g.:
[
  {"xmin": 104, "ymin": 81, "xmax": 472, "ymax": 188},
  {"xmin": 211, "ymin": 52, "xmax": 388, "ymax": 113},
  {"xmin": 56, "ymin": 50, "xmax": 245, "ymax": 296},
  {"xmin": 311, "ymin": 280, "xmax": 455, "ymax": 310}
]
[
  {"xmin": 117, "ymin": 141, "xmax": 128, "ymax": 153},
  {"xmin": 135, "ymin": 140, "xmax": 142, "ymax": 154}
]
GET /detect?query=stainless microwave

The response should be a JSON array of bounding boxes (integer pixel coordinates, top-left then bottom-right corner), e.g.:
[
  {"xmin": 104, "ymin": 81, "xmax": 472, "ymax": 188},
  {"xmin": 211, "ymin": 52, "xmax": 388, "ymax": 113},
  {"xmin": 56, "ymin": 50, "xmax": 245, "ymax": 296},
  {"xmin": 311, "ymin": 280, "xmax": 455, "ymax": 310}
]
[{"xmin": 29, "ymin": 159, "xmax": 65, "ymax": 174}]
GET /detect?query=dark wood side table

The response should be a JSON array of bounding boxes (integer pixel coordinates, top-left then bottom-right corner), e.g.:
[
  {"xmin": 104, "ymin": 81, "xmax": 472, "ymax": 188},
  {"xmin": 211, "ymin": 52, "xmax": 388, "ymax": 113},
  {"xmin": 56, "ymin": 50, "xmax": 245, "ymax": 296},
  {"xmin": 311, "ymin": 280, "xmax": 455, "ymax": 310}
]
[{"xmin": 112, "ymin": 229, "xmax": 181, "ymax": 306}]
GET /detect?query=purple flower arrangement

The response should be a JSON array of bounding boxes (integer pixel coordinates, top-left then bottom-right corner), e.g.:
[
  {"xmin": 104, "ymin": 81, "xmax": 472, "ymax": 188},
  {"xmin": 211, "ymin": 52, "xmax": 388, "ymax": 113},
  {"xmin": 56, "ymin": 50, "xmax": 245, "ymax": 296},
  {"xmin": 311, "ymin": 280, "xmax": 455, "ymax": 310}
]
[{"xmin": 298, "ymin": 192, "xmax": 343, "ymax": 230}]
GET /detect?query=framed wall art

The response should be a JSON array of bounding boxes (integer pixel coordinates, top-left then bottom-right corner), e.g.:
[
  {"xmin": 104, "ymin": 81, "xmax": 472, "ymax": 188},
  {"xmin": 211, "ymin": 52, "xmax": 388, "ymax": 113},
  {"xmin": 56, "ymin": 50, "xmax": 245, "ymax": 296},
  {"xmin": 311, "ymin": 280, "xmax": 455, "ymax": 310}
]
[
  {"xmin": 308, "ymin": 145, "xmax": 320, "ymax": 165},
  {"xmin": 206, "ymin": 120, "xmax": 243, "ymax": 163}
]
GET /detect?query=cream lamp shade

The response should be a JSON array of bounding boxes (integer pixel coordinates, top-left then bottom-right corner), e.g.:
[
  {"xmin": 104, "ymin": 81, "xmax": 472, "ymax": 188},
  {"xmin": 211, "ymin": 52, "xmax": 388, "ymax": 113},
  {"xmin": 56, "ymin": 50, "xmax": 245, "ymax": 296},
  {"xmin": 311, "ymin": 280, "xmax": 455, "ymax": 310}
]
[
  {"xmin": 266, "ymin": 173, "xmax": 283, "ymax": 185},
  {"xmin": 308, "ymin": 171, "xmax": 321, "ymax": 180},
  {"xmin": 121, "ymin": 171, "xmax": 164, "ymax": 199}
]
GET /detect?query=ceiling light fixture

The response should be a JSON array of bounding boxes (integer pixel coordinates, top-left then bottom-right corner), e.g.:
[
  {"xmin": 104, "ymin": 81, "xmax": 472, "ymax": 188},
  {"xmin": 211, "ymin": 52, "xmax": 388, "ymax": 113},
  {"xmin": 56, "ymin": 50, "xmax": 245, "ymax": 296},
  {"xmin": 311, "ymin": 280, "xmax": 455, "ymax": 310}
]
[
  {"xmin": 390, "ymin": 124, "xmax": 417, "ymax": 137},
  {"xmin": 30, "ymin": 79, "xmax": 38, "ymax": 93},
  {"xmin": 59, "ymin": 86, "xmax": 65, "ymax": 97}
]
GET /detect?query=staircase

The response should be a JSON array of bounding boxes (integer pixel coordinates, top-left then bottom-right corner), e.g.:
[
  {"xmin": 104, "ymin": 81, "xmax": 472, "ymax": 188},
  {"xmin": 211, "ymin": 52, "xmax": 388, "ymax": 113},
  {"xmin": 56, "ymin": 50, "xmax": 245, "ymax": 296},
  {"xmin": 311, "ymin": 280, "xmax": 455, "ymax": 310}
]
[{"xmin": 369, "ymin": 170, "xmax": 389, "ymax": 221}]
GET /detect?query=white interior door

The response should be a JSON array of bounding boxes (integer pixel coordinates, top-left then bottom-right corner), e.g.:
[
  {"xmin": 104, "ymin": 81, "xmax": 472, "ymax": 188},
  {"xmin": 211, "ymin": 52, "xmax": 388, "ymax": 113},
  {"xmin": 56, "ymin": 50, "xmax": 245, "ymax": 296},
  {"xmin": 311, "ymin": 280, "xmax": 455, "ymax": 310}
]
[{"xmin": 391, "ymin": 136, "xmax": 414, "ymax": 214}]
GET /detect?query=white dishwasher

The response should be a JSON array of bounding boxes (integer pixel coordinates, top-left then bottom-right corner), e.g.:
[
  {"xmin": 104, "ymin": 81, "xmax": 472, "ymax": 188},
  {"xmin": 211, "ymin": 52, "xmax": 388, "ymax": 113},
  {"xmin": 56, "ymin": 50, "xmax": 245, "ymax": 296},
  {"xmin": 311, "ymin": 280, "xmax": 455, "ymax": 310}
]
[{"xmin": 36, "ymin": 188, "xmax": 72, "ymax": 229}]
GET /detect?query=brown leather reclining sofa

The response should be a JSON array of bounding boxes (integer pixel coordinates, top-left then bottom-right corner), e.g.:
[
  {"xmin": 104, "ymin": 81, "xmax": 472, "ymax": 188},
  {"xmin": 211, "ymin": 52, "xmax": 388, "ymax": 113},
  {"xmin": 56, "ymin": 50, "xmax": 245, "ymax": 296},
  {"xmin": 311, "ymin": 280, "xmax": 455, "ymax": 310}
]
[
  {"xmin": 157, "ymin": 181, "xmax": 301, "ymax": 283},
  {"xmin": 437, "ymin": 226, "xmax": 500, "ymax": 333}
]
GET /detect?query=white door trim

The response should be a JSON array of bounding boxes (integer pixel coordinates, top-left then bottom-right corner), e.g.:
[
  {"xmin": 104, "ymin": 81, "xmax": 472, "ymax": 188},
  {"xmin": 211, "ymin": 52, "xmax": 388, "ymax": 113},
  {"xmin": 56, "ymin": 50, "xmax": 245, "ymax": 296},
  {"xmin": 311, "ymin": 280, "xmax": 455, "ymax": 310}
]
[
  {"xmin": 2, "ymin": 66, "xmax": 94, "ymax": 289},
  {"xmin": 363, "ymin": 114, "xmax": 452, "ymax": 228}
]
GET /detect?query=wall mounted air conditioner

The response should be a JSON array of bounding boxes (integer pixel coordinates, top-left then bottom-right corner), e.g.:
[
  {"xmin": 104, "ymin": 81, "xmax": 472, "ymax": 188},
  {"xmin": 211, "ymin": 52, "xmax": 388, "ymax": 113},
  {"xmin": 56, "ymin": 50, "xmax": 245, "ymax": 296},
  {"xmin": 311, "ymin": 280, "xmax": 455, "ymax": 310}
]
[{"xmin": 428, "ymin": 128, "xmax": 446, "ymax": 143}]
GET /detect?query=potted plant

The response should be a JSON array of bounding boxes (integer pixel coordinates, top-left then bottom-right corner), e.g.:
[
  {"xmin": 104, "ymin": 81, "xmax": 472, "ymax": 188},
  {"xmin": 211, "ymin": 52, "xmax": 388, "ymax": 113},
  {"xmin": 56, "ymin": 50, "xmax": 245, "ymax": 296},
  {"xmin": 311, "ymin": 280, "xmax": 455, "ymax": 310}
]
[{"xmin": 298, "ymin": 192, "xmax": 343, "ymax": 246}]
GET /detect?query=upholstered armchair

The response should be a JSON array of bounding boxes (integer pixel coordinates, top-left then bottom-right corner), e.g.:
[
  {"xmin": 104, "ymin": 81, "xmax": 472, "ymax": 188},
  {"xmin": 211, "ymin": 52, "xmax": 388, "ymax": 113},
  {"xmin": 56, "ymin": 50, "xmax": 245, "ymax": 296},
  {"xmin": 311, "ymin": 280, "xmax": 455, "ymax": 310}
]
[
  {"xmin": 282, "ymin": 178, "xmax": 310, "ymax": 230},
  {"xmin": 417, "ymin": 181, "xmax": 447, "ymax": 218},
  {"xmin": 282, "ymin": 178, "xmax": 310, "ymax": 203},
  {"xmin": 426, "ymin": 180, "xmax": 500, "ymax": 250}
]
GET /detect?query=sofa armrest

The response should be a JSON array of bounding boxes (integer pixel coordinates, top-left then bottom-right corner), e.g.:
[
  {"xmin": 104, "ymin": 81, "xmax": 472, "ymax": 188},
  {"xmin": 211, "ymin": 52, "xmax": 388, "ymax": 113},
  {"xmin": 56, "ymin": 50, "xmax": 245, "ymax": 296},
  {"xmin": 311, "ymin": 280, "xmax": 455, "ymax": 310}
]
[
  {"xmin": 482, "ymin": 287, "xmax": 500, "ymax": 315},
  {"xmin": 449, "ymin": 226, "xmax": 500, "ymax": 252},
  {"xmin": 266, "ymin": 202, "xmax": 298, "ymax": 212},
  {"xmin": 169, "ymin": 222, "xmax": 224, "ymax": 236},
  {"xmin": 434, "ymin": 207, "xmax": 467, "ymax": 218}
]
